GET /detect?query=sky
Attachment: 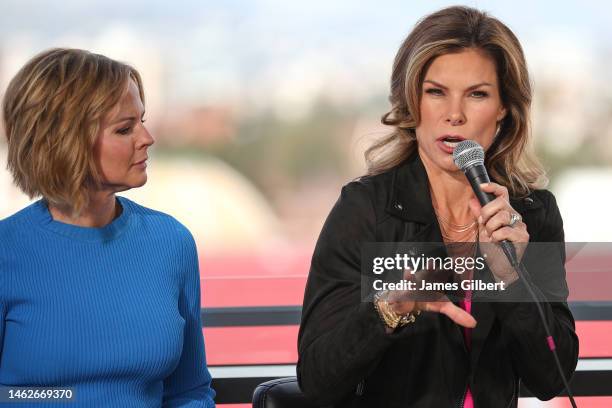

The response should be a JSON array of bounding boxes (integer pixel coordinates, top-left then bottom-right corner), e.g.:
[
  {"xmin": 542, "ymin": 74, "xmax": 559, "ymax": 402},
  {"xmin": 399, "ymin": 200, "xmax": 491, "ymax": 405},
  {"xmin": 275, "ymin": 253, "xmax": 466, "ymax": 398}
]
[
  {"xmin": 1, "ymin": 0, "xmax": 612, "ymax": 240},
  {"xmin": 2, "ymin": 0, "xmax": 611, "ymax": 114}
]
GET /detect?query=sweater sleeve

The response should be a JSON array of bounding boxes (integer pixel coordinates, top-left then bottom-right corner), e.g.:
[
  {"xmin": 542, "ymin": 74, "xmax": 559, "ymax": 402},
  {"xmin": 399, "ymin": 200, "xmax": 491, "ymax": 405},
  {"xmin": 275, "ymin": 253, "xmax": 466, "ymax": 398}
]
[
  {"xmin": 0, "ymin": 245, "xmax": 8, "ymax": 358},
  {"xmin": 163, "ymin": 231, "xmax": 216, "ymax": 408},
  {"xmin": 490, "ymin": 191, "xmax": 579, "ymax": 401}
]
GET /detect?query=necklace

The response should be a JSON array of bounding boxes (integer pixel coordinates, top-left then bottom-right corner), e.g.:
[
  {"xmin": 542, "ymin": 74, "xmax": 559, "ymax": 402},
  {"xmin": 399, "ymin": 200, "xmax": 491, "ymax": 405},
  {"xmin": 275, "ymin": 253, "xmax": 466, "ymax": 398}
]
[
  {"xmin": 437, "ymin": 213, "xmax": 477, "ymax": 233},
  {"xmin": 439, "ymin": 225, "xmax": 478, "ymax": 242},
  {"xmin": 445, "ymin": 227, "xmax": 480, "ymax": 269},
  {"xmin": 431, "ymin": 194, "xmax": 477, "ymax": 233}
]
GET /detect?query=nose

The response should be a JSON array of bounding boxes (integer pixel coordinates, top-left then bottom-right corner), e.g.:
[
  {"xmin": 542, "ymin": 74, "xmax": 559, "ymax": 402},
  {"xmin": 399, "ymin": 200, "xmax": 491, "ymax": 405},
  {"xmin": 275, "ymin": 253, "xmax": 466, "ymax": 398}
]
[
  {"xmin": 137, "ymin": 126, "xmax": 155, "ymax": 149},
  {"xmin": 445, "ymin": 99, "xmax": 466, "ymax": 126}
]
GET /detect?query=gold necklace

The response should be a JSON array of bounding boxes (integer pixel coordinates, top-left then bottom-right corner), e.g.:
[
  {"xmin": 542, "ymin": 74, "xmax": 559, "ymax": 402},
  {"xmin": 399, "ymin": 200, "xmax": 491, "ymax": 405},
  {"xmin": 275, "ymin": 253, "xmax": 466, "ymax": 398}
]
[
  {"xmin": 431, "ymin": 194, "xmax": 477, "ymax": 233},
  {"xmin": 439, "ymin": 224, "xmax": 478, "ymax": 242},
  {"xmin": 437, "ymin": 214, "xmax": 477, "ymax": 232}
]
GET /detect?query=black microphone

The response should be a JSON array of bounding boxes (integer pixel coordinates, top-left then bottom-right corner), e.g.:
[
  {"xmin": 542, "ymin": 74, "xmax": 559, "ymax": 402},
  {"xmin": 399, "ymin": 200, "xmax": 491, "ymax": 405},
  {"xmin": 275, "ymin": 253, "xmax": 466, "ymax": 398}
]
[
  {"xmin": 452, "ymin": 140, "xmax": 579, "ymax": 408},
  {"xmin": 452, "ymin": 140, "xmax": 518, "ymax": 266}
]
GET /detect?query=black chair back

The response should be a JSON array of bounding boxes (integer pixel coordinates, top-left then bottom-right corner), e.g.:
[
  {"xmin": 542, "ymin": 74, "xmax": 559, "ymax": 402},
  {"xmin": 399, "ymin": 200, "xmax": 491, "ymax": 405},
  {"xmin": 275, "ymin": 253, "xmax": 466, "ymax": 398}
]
[{"xmin": 252, "ymin": 377, "xmax": 321, "ymax": 408}]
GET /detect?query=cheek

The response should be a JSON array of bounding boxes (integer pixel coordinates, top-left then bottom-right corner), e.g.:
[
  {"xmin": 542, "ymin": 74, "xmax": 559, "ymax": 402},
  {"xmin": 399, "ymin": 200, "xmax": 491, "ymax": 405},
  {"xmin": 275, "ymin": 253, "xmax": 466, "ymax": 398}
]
[
  {"xmin": 417, "ymin": 101, "xmax": 442, "ymax": 140},
  {"xmin": 471, "ymin": 103, "xmax": 502, "ymax": 128},
  {"xmin": 97, "ymin": 139, "xmax": 133, "ymax": 174},
  {"xmin": 476, "ymin": 121, "xmax": 499, "ymax": 151},
  {"xmin": 419, "ymin": 99, "xmax": 438, "ymax": 124},
  {"xmin": 472, "ymin": 103, "xmax": 502, "ymax": 121}
]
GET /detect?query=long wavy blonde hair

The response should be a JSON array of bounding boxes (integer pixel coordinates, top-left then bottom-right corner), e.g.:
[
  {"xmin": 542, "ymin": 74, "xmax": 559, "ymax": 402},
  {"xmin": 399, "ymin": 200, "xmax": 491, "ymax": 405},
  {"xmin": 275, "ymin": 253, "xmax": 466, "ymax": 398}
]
[
  {"xmin": 366, "ymin": 6, "xmax": 547, "ymax": 196},
  {"xmin": 2, "ymin": 48, "xmax": 144, "ymax": 214}
]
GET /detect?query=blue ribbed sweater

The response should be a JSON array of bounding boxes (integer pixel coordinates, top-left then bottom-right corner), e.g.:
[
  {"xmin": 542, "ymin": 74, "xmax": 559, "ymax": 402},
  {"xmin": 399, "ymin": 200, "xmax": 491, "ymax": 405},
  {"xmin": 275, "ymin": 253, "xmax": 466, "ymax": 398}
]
[{"xmin": 0, "ymin": 197, "xmax": 216, "ymax": 407}]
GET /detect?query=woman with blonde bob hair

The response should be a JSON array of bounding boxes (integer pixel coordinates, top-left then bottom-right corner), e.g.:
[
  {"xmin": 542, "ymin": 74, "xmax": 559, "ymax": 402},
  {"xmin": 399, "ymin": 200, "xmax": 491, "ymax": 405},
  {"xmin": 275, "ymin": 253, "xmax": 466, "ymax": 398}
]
[
  {"xmin": 298, "ymin": 6, "xmax": 578, "ymax": 407},
  {"xmin": 0, "ymin": 48, "xmax": 215, "ymax": 407}
]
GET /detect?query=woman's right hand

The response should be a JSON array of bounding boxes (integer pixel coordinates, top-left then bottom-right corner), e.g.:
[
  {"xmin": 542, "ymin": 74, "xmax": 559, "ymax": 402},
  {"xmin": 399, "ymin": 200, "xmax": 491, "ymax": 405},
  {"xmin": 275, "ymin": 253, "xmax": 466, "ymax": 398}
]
[{"xmin": 383, "ymin": 268, "xmax": 477, "ymax": 329}]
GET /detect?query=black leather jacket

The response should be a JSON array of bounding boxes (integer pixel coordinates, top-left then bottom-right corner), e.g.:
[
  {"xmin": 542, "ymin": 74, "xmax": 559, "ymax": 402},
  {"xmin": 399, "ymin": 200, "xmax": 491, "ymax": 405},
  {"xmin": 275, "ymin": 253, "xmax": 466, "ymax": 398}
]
[{"xmin": 297, "ymin": 153, "xmax": 579, "ymax": 407}]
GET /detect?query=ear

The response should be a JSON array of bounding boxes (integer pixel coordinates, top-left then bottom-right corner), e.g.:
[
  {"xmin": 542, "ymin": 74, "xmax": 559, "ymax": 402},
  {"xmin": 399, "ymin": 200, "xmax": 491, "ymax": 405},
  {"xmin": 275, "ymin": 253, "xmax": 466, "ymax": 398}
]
[{"xmin": 496, "ymin": 106, "xmax": 507, "ymax": 122}]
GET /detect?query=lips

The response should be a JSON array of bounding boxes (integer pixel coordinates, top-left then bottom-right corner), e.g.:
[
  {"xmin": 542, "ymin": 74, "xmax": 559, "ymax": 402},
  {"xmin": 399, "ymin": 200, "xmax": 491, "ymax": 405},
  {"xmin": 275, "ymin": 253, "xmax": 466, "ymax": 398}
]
[
  {"xmin": 133, "ymin": 157, "xmax": 148, "ymax": 166},
  {"xmin": 436, "ymin": 135, "xmax": 466, "ymax": 151},
  {"xmin": 437, "ymin": 134, "xmax": 465, "ymax": 143},
  {"xmin": 436, "ymin": 135, "xmax": 466, "ymax": 154}
]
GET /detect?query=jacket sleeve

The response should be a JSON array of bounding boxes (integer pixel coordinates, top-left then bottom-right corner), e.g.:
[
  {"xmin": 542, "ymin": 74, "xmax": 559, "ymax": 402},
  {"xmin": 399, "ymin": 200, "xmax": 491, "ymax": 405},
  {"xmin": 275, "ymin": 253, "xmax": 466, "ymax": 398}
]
[
  {"xmin": 490, "ymin": 190, "xmax": 579, "ymax": 401},
  {"xmin": 163, "ymin": 232, "xmax": 216, "ymax": 407},
  {"xmin": 297, "ymin": 181, "xmax": 414, "ymax": 406}
]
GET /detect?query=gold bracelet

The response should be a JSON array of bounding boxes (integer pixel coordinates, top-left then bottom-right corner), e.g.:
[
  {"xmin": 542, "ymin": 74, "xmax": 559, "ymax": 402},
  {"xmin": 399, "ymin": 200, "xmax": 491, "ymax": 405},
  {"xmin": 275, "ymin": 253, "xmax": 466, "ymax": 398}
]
[{"xmin": 373, "ymin": 291, "xmax": 420, "ymax": 329}]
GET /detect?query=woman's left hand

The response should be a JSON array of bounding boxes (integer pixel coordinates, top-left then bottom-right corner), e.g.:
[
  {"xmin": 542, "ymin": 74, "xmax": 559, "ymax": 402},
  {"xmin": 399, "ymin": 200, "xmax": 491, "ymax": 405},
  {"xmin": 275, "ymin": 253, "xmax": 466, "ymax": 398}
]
[{"xmin": 468, "ymin": 182, "xmax": 529, "ymax": 284}]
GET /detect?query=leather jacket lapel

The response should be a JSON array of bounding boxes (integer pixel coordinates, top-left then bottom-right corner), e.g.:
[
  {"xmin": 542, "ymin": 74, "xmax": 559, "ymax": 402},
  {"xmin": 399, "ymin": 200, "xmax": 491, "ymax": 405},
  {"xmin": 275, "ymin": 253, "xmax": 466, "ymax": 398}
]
[
  {"xmin": 384, "ymin": 152, "xmax": 436, "ymax": 225},
  {"xmin": 383, "ymin": 153, "xmax": 497, "ymax": 373}
]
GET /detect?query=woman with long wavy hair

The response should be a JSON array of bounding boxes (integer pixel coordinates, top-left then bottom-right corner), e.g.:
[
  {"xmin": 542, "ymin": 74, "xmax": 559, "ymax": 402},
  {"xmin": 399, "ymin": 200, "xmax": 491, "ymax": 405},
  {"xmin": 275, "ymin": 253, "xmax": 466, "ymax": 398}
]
[{"xmin": 297, "ymin": 6, "xmax": 578, "ymax": 407}]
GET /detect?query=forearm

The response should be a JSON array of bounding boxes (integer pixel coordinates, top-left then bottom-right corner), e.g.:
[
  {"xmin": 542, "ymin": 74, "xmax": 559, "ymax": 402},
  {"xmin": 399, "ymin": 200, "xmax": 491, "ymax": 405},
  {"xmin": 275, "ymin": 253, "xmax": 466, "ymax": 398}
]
[{"xmin": 298, "ymin": 301, "xmax": 413, "ymax": 405}]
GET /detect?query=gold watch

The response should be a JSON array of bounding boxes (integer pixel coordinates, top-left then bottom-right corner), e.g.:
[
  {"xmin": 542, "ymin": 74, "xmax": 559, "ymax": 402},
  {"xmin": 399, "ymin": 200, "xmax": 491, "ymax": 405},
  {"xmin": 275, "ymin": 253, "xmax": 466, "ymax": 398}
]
[{"xmin": 373, "ymin": 290, "xmax": 420, "ymax": 329}]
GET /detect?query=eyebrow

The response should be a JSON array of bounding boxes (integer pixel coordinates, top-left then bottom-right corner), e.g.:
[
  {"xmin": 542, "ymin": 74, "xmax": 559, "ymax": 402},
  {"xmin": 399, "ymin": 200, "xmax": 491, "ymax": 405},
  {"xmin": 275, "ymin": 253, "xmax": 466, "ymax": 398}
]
[
  {"xmin": 111, "ymin": 111, "xmax": 146, "ymax": 126},
  {"xmin": 423, "ymin": 80, "xmax": 493, "ymax": 90}
]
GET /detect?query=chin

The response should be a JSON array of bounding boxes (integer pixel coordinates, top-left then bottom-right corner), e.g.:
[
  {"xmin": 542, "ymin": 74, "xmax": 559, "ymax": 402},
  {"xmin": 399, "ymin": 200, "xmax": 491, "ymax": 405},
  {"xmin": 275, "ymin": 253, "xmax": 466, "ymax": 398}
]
[
  {"xmin": 442, "ymin": 163, "xmax": 462, "ymax": 174},
  {"xmin": 120, "ymin": 176, "xmax": 148, "ymax": 191},
  {"xmin": 433, "ymin": 152, "xmax": 461, "ymax": 173},
  {"xmin": 419, "ymin": 143, "xmax": 467, "ymax": 175},
  {"xmin": 133, "ymin": 176, "xmax": 148, "ymax": 188}
]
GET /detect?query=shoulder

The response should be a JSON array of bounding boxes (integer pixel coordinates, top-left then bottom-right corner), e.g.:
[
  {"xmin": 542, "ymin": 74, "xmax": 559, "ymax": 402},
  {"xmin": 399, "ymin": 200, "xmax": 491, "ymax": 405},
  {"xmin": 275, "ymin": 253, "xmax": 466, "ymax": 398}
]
[
  {"xmin": 331, "ymin": 175, "xmax": 382, "ymax": 218},
  {"xmin": 532, "ymin": 189, "xmax": 564, "ymax": 237},
  {"xmin": 511, "ymin": 188, "xmax": 559, "ymax": 213},
  {"xmin": 0, "ymin": 202, "xmax": 41, "ymax": 272},
  {"xmin": 0, "ymin": 201, "xmax": 40, "ymax": 239},
  {"xmin": 353, "ymin": 167, "xmax": 395, "ymax": 196},
  {"xmin": 512, "ymin": 189, "xmax": 563, "ymax": 242},
  {"xmin": 319, "ymin": 168, "xmax": 398, "ymax": 235},
  {"xmin": 340, "ymin": 165, "xmax": 396, "ymax": 208},
  {"xmin": 528, "ymin": 189, "xmax": 557, "ymax": 206},
  {"xmin": 118, "ymin": 196, "xmax": 195, "ymax": 246},
  {"xmin": 532, "ymin": 189, "xmax": 560, "ymax": 211}
]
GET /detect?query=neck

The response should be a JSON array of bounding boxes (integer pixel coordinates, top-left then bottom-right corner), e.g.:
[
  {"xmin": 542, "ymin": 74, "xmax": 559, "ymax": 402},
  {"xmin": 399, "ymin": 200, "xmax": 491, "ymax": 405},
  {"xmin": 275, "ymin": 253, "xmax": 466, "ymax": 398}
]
[
  {"xmin": 49, "ymin": 191, "xmax": 120, "ymax": 228},
  {"xmin": 419, "ymin": 150, "xmax": 475, "ymax": 223}
]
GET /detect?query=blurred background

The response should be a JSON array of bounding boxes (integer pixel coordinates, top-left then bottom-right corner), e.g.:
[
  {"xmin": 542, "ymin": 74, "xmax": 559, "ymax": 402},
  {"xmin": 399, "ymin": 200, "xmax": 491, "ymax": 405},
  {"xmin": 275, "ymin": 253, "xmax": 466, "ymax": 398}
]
[{"xmin": 1, "ymin": 1, "xmax": 611, "ymax": 407}]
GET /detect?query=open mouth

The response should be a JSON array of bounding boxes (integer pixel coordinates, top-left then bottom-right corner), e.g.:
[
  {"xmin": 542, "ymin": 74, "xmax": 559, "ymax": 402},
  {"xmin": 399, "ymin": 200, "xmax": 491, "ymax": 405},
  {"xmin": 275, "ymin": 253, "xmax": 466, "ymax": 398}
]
[{"xmin": 440, "ymin": 136, "xmax": 465, "ymax": 148}]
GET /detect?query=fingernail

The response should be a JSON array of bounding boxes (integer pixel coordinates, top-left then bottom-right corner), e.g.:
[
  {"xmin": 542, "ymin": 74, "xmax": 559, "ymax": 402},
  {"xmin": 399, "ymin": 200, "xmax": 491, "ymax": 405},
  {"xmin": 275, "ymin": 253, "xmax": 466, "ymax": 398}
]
[
  {"xmin": 478, "ymin": 216, "xmax": 483, "ymax": 224},
  {"xmin": 480, "ymin": 183, "xmax": 488, "ymax": 188}
]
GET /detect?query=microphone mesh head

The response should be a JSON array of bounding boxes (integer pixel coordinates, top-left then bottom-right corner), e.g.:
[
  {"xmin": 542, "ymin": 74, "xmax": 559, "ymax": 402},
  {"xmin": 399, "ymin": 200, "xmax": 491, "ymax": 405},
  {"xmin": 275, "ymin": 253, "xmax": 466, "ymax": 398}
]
[{"xmin": 453, "ymin": 140, "xmax": 485, "ymax": 170}]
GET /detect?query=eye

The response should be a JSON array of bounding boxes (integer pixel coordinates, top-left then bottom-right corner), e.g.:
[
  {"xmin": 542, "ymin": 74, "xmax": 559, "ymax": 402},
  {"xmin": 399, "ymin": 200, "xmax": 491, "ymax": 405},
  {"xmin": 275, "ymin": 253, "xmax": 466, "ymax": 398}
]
[
  {"xmin": 425, "ymin": 88, "xmax": 444, "ymax": 96},
  {"xmin": 471, "ymin": 90, "xmax": 489, "ymax": 98},
  {"xmin": 117, "ymin": 127, "xmax": 132, "ymax": 135}
]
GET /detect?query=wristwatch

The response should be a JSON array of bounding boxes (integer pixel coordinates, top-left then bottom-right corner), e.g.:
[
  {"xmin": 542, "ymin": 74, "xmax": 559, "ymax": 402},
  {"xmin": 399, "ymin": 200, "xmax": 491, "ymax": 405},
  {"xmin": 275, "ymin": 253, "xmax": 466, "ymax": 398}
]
[{"xmin": 373, "ymin": 290, "xmax": 420, "ymax": 329}]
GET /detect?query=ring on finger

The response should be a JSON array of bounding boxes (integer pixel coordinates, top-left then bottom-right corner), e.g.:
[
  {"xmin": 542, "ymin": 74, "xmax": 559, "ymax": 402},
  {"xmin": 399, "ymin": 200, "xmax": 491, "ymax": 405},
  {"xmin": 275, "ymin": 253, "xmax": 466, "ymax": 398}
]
[{"xmin": 508, "ymin": 212, "xmax": 521, "ymax": 228}]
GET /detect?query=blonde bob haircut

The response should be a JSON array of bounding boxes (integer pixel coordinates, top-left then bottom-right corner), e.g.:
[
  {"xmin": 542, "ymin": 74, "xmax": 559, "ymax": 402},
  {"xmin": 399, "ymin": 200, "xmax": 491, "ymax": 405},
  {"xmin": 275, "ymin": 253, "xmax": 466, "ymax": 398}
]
[
  {"xmin": 366, "ymin": 6, "xmax": 547, "ymax": 197},
  {"xmin": 2, "ymin": 48, "xmax": 144, "ymax": 214}
]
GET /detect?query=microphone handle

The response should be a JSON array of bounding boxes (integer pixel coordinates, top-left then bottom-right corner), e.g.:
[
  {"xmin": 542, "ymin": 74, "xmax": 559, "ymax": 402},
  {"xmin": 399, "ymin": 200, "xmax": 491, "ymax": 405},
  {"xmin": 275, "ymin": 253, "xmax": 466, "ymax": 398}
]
[
  {"xmin": 464, "ymin": 164, "xmax": 496, "ymax": 205},
  {"xmin": 464, "ymin": 164, "xmax": 518, "ymax": 266}
]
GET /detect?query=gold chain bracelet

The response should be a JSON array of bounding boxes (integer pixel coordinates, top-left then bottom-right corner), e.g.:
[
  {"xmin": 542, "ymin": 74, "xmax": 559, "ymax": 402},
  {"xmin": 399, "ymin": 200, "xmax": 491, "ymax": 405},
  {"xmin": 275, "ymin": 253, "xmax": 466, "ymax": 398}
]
[{"xmin": 373, "ymin": 291, "xmax": 420, "ymax": 329}]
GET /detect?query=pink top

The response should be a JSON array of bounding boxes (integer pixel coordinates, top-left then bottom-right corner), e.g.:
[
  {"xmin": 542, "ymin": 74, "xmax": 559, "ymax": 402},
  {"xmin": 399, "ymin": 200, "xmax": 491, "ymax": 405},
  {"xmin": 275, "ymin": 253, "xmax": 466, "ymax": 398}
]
[{"xmin": 459, "ymin": 287, "xmax": 475, "ymax": 408}]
